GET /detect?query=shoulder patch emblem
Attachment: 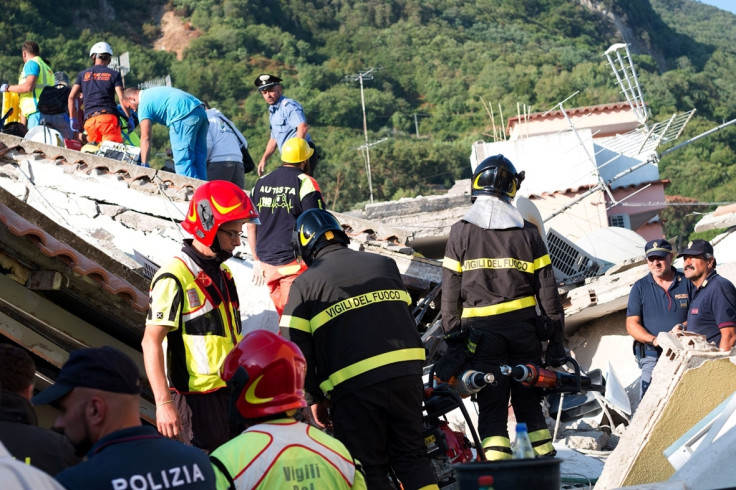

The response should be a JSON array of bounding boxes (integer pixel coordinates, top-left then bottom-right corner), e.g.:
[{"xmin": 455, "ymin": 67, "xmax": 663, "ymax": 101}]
[{"xmin": 187, "ymin": 288, "xmax": 202, "ymax": 308}]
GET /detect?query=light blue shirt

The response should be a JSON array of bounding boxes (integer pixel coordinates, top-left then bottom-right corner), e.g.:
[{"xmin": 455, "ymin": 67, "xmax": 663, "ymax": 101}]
[
  {"xmin": 22, "ymin": 59, "xmax": 41, "ymax": 78},
  {"xmin": 138, "ymin": 86, "xmax": 202, "ymax": 126},
  {"xmin": 268, "ymin": 95, "xmax": 311, "ymax": 149}
]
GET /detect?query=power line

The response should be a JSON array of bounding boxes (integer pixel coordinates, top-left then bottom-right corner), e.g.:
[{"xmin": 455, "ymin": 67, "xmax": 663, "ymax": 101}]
[{"xmin": 615, "ymin": 201, "xmax": 736, "ymax": 207}]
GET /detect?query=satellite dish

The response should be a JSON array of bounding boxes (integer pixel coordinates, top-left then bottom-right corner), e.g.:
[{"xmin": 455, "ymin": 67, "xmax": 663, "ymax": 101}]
[
  {"xmin": 516, "ymin": 196, "xmax": 548, "ymax": 249},
  {"xmin": 575, "ymin": 227, "xmax": 646, "ymax": 265}
]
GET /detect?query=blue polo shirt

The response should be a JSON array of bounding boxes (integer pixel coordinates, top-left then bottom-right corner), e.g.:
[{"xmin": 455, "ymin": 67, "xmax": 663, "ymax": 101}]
[
  {"xmin": 138, "ymin": 86, "xmax": 202, "ymax": 126},
  {"xmin": 627, "ymin": 268, "xmax": 693, "ymax": 336},
  {"xmin": 687, "ymin": 270, "xmax": 736, "ymax": 345},
  {"xmin": 268, "ymin": 95, "xmax": 312, "ymax": 150},
  {"xmin": 55, "ymin": 425, "xmax": 215, "ymax": 490}
]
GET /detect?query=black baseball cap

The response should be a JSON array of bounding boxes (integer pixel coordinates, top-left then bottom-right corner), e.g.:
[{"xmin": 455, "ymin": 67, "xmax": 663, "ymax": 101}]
[
  {"xmin": 254, "ymin": 74, "xmax": 282, "ymax": 91},
  {"xmin": 677, "ymin": 239, "xmax": 714, "ymax": 258},
  {"xmin": 32, "ymin": 346, "xmax": 141, "ymax": 405},
  {"xmin": 644, "ymin": 239, "xmax": 673, "ymax": 258}
]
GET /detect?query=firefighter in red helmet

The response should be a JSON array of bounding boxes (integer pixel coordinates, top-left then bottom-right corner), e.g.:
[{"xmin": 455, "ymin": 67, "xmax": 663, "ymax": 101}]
[
  {"xmin": 142, "ymin": 180, "xmax": 259, "ymax": 453},
  {"xmin": 209, "ymin": 330, "xmax": 366, "ymax": 489}
]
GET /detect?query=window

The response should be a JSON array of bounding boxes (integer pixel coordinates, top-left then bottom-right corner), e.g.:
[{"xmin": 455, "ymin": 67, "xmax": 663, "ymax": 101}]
[{"xmin": 609, "ymin": 214, "xmax": 630, "ymax": 229}]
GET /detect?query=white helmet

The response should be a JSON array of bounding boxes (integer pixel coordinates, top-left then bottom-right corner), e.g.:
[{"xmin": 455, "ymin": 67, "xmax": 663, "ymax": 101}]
[{"xmin": 89, "ymin": 42, "xmax": 113, "ymax": 57}]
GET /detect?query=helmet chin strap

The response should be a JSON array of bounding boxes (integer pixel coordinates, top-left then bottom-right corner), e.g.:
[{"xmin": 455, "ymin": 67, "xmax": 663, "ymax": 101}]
[{"xmin": 209, "ymin": 235, "xmax": 233, "ymax": 262}]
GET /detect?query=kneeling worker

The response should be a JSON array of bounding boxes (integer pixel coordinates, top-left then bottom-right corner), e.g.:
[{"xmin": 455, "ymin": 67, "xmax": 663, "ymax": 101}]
[{"xmin": 209, "ymin": 330, "xmax": 366, "ymax": 489}]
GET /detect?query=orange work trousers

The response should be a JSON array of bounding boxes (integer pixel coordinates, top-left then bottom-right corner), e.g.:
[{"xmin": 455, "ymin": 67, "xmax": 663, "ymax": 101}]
[
  {"xmin": 84, "ymin": 113, "xmax": 122, "ymax": 144},
  {"xmin": 260, "ymin": 259, "xmax": 308, "ymax": 318}
]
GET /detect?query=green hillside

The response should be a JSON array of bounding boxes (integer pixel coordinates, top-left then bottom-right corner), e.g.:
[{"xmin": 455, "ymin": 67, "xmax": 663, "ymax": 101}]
[{"xmin": 1, "ymin": 0, "xmax": 735, "ymax": 241}]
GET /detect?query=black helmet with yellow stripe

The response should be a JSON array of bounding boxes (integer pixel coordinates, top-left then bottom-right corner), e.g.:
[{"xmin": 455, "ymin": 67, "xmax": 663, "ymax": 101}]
[
  {"xmin": 471, "ymin": 154, "xmax": 525, "ymax": 203},
  {"xmin": 292, "ymin": 209, "xmax": 349, "ymax": 266}
]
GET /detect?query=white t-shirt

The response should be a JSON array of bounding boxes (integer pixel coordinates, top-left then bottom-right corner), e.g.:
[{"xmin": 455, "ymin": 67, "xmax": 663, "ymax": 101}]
[{"xmin": 205, "ymin": 108, "xmax": 247, "ymax": 163}]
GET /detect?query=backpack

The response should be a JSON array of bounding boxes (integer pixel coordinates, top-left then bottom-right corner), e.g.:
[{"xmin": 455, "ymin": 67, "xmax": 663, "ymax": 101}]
[
  {"xmin": 217, "ymin": 115, "xmax": 255, "ymax": 174},
  {"xmin": 37, "ymin": 84, "xmax": 70, "ymax": 115}
]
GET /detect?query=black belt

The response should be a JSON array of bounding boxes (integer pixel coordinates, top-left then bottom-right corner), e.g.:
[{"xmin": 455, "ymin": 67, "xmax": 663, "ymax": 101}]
[{"xmin": 87, "ymin": 109, "xmax": 112, "ymax": 118}]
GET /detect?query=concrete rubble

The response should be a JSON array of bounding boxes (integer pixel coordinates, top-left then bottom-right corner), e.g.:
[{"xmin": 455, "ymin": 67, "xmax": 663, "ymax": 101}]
[
  {"xmin": 596, "ymin": 333, "xmax": 736, "ymax": 489},
  {"xmin": 4, "ymin": 133, "xmax": 736, "ymax": 488}
]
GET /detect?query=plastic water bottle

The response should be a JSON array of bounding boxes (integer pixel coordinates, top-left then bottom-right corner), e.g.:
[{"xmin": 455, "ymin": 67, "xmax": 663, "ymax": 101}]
[{"xmin": 511, "ymin": 422, "xmax": 536, "ymax": 459}]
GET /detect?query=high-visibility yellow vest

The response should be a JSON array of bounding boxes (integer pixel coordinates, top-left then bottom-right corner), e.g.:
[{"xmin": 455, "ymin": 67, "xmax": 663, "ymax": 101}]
[
  {"xmin": 18, "ymin": 56, "xmax": 54, "ymax": 117},
  {"xmin": 149, "ymin": 252, "xmax": 243, "ymax": 393},
  {"xmin": 210, "ymin": 419, "xmax": 366, "ymax": 490}
]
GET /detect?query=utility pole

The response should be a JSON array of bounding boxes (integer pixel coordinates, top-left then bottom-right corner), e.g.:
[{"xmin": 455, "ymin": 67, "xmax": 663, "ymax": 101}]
[
  {"xmin": 413, "ymin": 113, "xmax": 430, "ymax": 138},
  {"xmin": 345, "ymin": 68, "xmax": 376, "ymax": 203}
]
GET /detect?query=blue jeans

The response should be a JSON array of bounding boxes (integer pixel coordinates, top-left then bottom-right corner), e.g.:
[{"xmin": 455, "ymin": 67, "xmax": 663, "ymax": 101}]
[
  {"xmin": 40, "ymin": 113, "xmax": 73, "ymax": 140},
  {"xmin": 639, "ymin": 348, "xmax": 660, "ymax": 399},
  {"xmin": 170, "ymin": 106, "xmax": 208, "ymax": 180}
]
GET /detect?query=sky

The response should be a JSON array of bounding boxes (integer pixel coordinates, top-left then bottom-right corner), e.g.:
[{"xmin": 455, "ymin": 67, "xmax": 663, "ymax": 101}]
[{"xmin": 696, "ymin": 0, "xmax": 736, "ymax": 14}]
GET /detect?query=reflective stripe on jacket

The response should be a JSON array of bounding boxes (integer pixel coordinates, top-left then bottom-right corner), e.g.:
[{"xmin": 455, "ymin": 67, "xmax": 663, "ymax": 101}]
[
  {"xmin": 280, "ymin": 246, "xmax": 425, "ymax": 403},
  {"xmin": 441, "ymin": 220, "xmax": 563, "ymax": 332},
  {"xmin": 210, "ymin": 419, "xmax": 366, "ymax": 490},
  {"xmin": 148, "ymin": 252, "xmax": 242, "ymax": 393}
]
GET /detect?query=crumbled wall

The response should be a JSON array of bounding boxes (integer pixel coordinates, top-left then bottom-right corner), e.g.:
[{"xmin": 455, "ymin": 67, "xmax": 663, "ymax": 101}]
[{"xmin": 595, "ymin": 335, "xmax": 736, "ymax": 488}]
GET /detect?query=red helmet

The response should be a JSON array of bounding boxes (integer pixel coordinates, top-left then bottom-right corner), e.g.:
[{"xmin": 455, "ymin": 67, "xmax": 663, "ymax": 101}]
[
  {"xmin": 220, "ymin": 330, "xmax": 307, "ymax": 420},
  {"xmin": 181, "ymin": 181, "xmax": 259, "ymax": 247}
]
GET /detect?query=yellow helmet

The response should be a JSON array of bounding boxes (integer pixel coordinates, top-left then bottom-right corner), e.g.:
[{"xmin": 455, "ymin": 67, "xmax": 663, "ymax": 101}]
[{"xmin": 281, "ymin": 137, "xmax": 314, "ymax": 164}]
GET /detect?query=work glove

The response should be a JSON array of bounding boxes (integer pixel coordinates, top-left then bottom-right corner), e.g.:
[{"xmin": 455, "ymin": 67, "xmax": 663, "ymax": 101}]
[
  {"xmin": 0, "ymin": 84, "xmax": 8, "ymax": 92},
  {"xmin": 127, "ymin": 116, "xmax": 136, "ymax": 132},
  {"xmin": 69, "ymin": 118, "xmax": 80, "ymax": 133},
  {"xmin": 434, "ymin": 328, "xmax": 480, "ymax": 382},
  {"xmin": 535, "ymin": 316, "xmax": 556, "ymax": 340},
  {"xmin": 545, "ymin": 341, "xmax": 567, "ymax": 368}
]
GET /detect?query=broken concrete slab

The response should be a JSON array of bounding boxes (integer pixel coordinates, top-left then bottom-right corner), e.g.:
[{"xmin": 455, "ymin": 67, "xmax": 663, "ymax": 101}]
[
  {"xmin": 594, "ymin": 333, "xmax": 736, "ymax": 488},
  {"xmin": 554, "ymin": 443, "xmax": 605, "ymax": 488},
  {"xmin": 612, "ymin": 483, "xmax": 688, "ymax": 490}
]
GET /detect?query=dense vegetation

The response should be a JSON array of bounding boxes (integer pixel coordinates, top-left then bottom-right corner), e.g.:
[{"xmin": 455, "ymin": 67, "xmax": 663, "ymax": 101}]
[{"xmin": 1, "ymin": 0, "xmax": 735, "ymax": 242}]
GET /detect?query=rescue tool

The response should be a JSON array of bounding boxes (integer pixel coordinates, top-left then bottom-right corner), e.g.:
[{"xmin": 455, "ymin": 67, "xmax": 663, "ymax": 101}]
[{"xmin": 501, "ymin": 357, "xmax": 605, "ymax": 395}]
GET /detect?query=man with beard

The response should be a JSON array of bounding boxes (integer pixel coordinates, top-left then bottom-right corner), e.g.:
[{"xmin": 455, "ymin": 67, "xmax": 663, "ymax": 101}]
[
  {"xmin": 626, "ymin": 239, "xmax": 693, "ymax": 400},
  {"xmin": 680, "ymin": 239, "xmax": 736, "ymax": 351},
  {"xmin": 32, "ymin": 346, "xmax": 215, "ymax": 490}
]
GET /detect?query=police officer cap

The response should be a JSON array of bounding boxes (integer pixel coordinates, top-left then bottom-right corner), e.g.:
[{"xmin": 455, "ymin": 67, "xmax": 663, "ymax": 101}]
[
  {"xmin": 32, "ymin": 346, "xmax": 142, "ymax": 405},
  {"xmin": 644, "ymin": 239, "xmax": 672, "ymax": 258},
  {"xmin": 677, "ymin": 239, "xmax": 714, "ymax": 258},
  {"xmin": 254, "ymin": 74, "xmax": 282, "ymax": 90}
]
